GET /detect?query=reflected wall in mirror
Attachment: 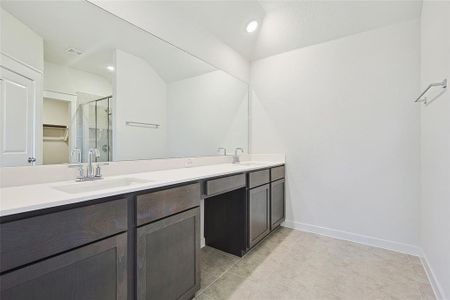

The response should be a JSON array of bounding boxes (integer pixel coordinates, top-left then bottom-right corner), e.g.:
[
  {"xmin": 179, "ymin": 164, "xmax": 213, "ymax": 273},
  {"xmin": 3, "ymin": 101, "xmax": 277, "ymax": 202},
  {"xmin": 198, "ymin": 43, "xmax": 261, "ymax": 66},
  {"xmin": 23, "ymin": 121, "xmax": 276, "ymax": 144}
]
[{"xmin": 0, "ymin": 0, "xmax": 248, "ymax": 167}]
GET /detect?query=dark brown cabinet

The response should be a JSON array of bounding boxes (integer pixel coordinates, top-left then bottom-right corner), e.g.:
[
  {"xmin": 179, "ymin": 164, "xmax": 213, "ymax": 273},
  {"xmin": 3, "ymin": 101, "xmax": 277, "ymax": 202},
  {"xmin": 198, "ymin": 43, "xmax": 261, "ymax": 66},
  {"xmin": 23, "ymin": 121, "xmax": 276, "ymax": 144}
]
[
  {"xmin": 136, "ymin": 183, "xmax": 201, "ymax": 226},
  {"xmin": 204, "ymin": 174, "xmax": 246, "ymax": 196},
  {"xmin": 0, "ymin": 165, "xmax": 284, "ymax": 300},
  {"xmin": 248, "ymin": 169, "xmax": 270, "ymax": 188},
  {"xmin": 248, "ymin": 183, "xmax": 271, "ymax": 248},
  {"xmin": 271, "ymin": 179, "xmax": 285, "ymax": 230},
  {"xmin": 270, "ymin": 166, "xmax": 285, "ymax": 182},
  {"xmin": 0, "ymin": 233, "xmax": 127, "ymax": 300},
  {"xmin": 137, "ymin": 207, "xmax": 200, "ymax": 300},
  {"xmin": 0, "ymin": 198, "xmax": 127, "ymax": 273},
  {"xmin": 247, "ymin": 165, "xmax": 286, "ymax": 249}
]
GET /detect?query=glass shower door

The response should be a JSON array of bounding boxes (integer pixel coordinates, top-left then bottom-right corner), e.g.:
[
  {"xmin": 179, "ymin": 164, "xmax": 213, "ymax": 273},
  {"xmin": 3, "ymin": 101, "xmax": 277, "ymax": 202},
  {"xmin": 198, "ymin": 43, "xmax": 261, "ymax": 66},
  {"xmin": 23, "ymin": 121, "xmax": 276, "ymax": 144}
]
[
  {"xmin": 79, "ymin": 96, "xmax": 112, "ymax": 162},
  {"xmin": 93, "ymin": 98, "xmax": 112, "ymax": 162}
]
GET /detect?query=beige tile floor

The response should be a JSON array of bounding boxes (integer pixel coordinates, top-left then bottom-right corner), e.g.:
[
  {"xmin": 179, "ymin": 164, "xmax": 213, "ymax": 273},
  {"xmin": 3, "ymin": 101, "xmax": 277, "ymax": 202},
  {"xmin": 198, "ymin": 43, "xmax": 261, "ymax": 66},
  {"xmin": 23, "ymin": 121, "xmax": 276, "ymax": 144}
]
[{"xmin": 195, "ymin": 227, "xmax": 435, "ymax": 300}]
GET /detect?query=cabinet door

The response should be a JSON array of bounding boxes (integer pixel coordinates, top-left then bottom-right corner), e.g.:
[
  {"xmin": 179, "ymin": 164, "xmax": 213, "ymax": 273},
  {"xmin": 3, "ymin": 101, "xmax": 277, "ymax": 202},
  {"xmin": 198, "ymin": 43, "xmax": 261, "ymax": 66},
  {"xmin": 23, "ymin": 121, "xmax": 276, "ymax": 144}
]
[
  {"xmin": 0, "ymin": 233, "xmax": 127, "ymax": 300},
  {"xmin": 0, "ymin": 198, "xmax": 127, "ymax": 273},
  {"xmin": 137, "ymin": 207, "xmax": 200, "ymax": 300},
  {"xmin": 248, "ymin": 184, "xmax": 270, "ymax": 248},
  {"xmin": 271, "ymin": 179, "xmax": 285, "ymax": 230}
]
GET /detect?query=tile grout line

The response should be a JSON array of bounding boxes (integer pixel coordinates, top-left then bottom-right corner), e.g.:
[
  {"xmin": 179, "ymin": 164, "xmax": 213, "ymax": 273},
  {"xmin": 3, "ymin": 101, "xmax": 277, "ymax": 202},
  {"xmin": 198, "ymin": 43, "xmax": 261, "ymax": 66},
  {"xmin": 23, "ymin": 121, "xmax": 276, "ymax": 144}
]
[
  {"xmin": 196, "ymin": 228, "xmax": 287, "ymax": 298},
  {"xmin": 196, "ymin": 242, "xmax": 266, "ymax": 298},
  {"xmin": 196, "ymin": 255, "xmax": 244, "ymax": 297}
]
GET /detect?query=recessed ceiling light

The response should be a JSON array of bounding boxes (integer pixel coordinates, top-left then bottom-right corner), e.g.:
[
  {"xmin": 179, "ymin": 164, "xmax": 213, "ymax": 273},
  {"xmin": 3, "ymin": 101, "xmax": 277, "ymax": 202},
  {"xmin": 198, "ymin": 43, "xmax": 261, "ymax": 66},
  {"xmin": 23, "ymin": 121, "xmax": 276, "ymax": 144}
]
[
  {"xmin": 246, "ymin": 20, "xmax": 258, "ymax": 33},
  {"xmin": 106, "ymin": 65, "xmax": 115, "ymax": 72}
]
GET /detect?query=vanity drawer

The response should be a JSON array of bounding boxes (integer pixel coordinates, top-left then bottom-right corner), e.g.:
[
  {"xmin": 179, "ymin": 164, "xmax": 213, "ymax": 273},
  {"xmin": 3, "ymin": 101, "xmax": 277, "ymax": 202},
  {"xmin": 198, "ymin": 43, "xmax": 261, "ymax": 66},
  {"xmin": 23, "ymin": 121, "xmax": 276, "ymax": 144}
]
[
  {"xmin": 248, "ymin": 169, "xmax": 270, "ymax": 189},
  {"xmin": 0, "ymin": 198, "xmax": 128, "ymax": 273},
  {"xmin": 204, "ymin": 174, "xmax": 246, "ymax": 196},
  {"xmin": 137, "ymin": 183, "xmax": 201, "ymax": 226},
  {"xmin": 271, "ymin": 166, "xmax": 285, "ymax": 181}
]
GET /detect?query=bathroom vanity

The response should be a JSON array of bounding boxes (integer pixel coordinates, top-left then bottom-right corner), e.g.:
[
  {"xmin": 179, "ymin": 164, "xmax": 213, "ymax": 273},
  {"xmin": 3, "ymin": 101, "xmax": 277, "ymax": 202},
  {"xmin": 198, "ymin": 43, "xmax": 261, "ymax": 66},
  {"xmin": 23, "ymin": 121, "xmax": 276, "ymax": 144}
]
[
  {"xmin": 0, "ymin": 2, "xmax": 284, "ymax": 298},
  {"xmin": 0, "ymin": 163, "xmax": 285, "ymax": 300}
]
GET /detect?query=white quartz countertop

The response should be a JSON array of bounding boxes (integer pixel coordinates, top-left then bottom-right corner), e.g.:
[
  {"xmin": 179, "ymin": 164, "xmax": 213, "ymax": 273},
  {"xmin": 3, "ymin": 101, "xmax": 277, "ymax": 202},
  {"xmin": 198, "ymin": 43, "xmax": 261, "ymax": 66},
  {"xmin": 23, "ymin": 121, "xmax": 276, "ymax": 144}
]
[{"xmin": 0, "ymin": 161, "xmax": 284, "ymax": 217}]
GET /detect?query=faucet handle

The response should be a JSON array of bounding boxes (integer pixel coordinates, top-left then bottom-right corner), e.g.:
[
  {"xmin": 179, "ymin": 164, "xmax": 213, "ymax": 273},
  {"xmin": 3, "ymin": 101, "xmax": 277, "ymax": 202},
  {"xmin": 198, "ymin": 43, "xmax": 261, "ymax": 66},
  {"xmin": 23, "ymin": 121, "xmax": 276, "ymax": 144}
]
[
  {"xmin": 95, "ymin": 161, "xmax": 109, "ymax": 178},
  {"xmin": 95, "ymin": 164, "xmax": 102, "ymax": 178},
  {"xmin": 71, "ymin": 148, "xmax": 82, "ymax": 164},
  {"xmin": 232, "ymin": 147, "xmax": 244, "ymax": 164},
  {"xmin": 217, "ymin": 147, "xmax": 227, "ymax": 156},
  {"xmin": 69, "ymin": 163, "xmax": 84, "ymax": 180},
  {"xmin": 234, "ymin": 147, "xmax": 244, "ymax": 155}
]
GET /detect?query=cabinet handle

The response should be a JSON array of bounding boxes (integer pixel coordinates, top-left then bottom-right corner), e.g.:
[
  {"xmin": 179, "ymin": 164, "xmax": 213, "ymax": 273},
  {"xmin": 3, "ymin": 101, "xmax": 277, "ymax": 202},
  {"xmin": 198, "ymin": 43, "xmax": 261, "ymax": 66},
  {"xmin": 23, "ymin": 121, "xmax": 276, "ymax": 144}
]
[{"xmin": 27, "ymin": 157, "xmax": 36, "ymax": 163}]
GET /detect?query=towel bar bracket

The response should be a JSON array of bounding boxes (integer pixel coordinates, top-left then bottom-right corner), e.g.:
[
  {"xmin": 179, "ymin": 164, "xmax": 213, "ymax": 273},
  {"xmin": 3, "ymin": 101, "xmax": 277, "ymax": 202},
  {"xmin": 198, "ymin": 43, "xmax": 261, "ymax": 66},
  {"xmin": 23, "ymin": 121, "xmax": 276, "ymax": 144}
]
[{"xmin": 415, "ymin": 78, "xmax": 447, "ymax": 104}]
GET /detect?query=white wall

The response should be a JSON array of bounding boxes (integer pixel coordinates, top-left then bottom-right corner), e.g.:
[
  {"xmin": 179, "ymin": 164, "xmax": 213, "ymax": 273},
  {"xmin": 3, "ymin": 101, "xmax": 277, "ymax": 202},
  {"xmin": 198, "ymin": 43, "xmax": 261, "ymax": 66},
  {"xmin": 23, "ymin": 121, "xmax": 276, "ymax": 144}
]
[
  {"xmin": 89, "ymin": 0, "xmax": 250, "ymax": 82},
  {"xmin": 419, "ymin": 1, "xmax": 450, "ymax": 298},
  {"xmin": 167, "ymin": 70, "xmax": 248, "ymax": 157},
  {"xmin": 113, "ymin": 49, "xmax": 167, "ymax": 161},
  {"xmin": 0, "ymin": 8, "xmax": 44, "ymax": 72},
  {"xmin": 44, "ymin": 61, "xmax": 112, "ymax": 97},
  {"xmin": 251, "ymin": 20, "xmax": 421, "ymax": 252}
]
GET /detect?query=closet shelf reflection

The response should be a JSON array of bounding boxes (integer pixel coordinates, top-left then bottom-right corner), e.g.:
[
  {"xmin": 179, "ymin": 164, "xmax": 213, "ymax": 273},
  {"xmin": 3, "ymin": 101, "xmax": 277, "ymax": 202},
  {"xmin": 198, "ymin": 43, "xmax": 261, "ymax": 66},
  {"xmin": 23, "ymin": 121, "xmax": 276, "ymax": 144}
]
[
  {"xmin": 43, "ymin": 124, "xmax": 68, "ymax": 129},
  {"xmin": 43, "ymin": 124, "xmax": 69, "ymax": 142}
]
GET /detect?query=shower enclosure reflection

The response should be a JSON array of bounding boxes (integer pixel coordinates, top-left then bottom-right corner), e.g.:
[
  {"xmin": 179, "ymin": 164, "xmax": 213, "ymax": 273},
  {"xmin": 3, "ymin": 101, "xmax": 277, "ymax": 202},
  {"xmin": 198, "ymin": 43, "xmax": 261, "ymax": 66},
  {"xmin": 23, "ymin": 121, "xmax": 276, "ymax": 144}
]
[{"xmin": 77, "ymin": 96, "xmax": 112, "ymax": 163}]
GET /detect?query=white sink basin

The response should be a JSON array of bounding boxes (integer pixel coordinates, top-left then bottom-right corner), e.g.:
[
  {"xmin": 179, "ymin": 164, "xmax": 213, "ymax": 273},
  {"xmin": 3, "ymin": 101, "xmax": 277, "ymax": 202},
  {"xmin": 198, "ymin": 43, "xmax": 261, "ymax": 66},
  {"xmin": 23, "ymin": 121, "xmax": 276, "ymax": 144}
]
[{"xmin": 53, "ymin": 177, "xmax": 151, "ymax": 194}]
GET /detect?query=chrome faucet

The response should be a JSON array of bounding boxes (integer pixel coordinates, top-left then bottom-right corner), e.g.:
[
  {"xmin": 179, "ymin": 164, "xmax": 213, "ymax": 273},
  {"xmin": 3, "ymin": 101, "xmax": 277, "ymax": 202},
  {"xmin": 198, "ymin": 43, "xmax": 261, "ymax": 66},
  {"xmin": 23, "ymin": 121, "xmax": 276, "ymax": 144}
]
[
  {"xmin": 233, "ymin": 147, "xmax": 244, "ymax": 164},
  {"xmin": 68, "ymin": 148, "xmax": 108, "ymax": 181},
  {"xmin": 217, "ymin": 147, "xmax": 227, "ymax": 156},
  {"xmin": 87, "ymin": 148, "xmax": 100, "ymax": 178},
  {"xmin": 69, "ymin": 149, "xmax": 84, "ymax": 181}
]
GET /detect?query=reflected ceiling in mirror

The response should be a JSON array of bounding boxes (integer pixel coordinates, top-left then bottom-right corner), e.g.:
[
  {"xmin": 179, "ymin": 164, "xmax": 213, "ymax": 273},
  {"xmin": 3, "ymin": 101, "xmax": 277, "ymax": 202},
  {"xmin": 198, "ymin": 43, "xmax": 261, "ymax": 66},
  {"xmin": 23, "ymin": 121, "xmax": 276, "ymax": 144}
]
[{"xmin": 0, "ymin": 1, "xmax": 248, "ymax": 166}]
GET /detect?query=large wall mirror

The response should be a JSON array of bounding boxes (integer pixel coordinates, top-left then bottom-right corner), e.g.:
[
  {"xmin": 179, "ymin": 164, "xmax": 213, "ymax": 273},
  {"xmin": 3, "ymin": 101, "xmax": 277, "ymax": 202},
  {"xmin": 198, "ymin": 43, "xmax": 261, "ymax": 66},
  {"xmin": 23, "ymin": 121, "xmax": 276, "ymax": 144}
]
[{"xmin": 0, "ymin": 0, "xmax": 248, "ymax": 167}]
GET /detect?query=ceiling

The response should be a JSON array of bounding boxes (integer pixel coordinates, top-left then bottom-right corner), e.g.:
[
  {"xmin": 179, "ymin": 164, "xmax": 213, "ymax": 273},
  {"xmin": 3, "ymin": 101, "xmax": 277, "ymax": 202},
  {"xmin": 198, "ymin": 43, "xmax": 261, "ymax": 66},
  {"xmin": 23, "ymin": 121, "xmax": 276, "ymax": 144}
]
[
  {"xmin": 151, "ymin": 0, "xmax": 423, "ymax": 61},
  {"xmin": 2, "ymin": 0, "xmax": 423, "ymax": 81}
]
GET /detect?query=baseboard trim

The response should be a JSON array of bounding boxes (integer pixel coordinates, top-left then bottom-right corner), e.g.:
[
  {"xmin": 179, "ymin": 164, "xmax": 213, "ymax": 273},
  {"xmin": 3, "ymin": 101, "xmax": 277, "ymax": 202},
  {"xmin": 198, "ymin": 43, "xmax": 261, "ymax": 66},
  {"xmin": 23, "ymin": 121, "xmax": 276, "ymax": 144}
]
[
  {"xmin": 283, "ymin": 220, "xmax": 421, "ymax": 256},
  {"xmin": 419, "ymin": 252, "xmax": 446, "ymax": 300}
]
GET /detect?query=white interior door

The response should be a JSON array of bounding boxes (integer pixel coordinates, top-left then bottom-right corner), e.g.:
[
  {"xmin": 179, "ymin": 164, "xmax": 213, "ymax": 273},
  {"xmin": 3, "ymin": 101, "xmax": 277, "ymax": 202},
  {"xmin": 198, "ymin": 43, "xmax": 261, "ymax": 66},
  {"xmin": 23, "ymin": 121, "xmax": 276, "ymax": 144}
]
[{"xmin": 0, "ymin": 66, "xmax": 36, "ymax": 166}]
